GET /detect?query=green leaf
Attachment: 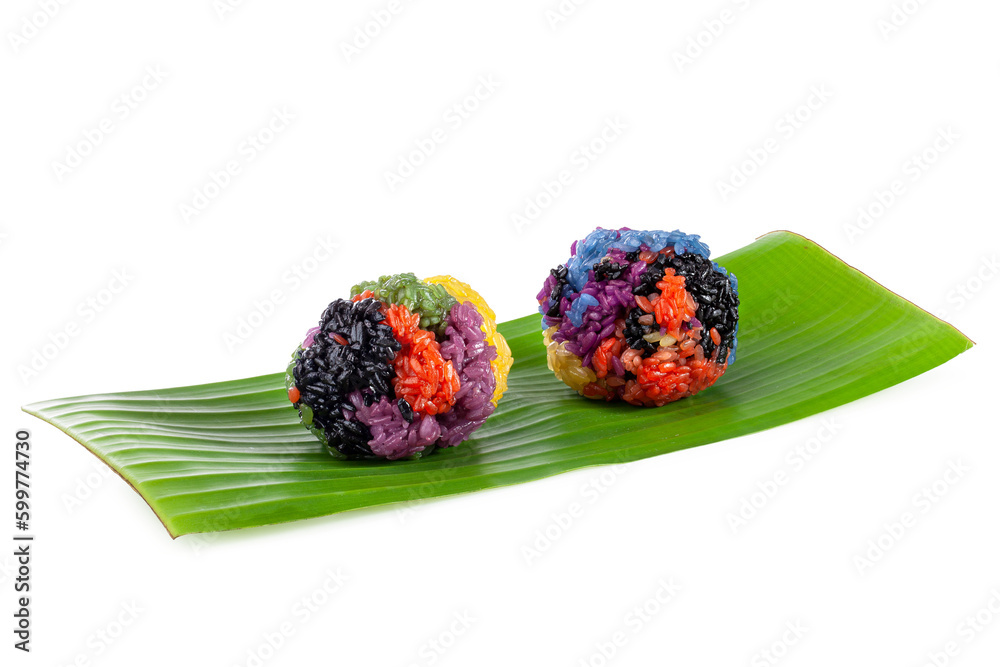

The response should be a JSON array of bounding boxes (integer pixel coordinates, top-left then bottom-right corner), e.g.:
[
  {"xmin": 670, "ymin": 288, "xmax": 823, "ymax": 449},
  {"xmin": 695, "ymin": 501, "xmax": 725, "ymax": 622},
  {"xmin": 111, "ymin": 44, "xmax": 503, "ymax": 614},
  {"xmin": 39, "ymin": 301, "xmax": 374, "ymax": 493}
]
[{"xmin": 24, "ymin": 232, "xmax": 972, "ymax": 538}]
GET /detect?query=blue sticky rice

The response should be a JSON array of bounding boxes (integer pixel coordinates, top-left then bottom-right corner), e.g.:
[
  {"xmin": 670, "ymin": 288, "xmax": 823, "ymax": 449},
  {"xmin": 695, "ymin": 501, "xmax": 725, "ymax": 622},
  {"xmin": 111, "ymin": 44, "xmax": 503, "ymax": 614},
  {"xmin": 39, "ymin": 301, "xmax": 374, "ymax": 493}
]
[
  {"xmin": 566, "ymin": 293, "xmax": 599, "ymax": 327},
  {"xmin": 564, "ymin": 228, "xmax": 711, "ymax": 292}
]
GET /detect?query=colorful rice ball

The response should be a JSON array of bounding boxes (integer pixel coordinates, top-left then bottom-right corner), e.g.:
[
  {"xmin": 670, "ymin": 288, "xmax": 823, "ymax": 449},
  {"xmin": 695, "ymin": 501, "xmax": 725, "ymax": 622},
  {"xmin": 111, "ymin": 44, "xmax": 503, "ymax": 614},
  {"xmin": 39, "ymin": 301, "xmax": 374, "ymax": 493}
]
[
  {"xmin": 286, "ymin": 274, "xmax": 512, "ymax": 460},
  {"xmin": 537, "ymin": 228, "xmax": 739, "ymax": 406}
]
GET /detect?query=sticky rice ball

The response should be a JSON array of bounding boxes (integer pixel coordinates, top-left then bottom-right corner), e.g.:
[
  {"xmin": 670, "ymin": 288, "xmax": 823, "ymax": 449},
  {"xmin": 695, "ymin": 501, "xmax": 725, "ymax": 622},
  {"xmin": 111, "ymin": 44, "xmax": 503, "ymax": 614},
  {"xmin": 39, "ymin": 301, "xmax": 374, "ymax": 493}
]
[
  {"xmin": 285, "ymin": 273, "xmax": 512, "ymax": 460},
  {"xmin": 537, "ymin": 228, "xmax": 739, "ymax": 406}
]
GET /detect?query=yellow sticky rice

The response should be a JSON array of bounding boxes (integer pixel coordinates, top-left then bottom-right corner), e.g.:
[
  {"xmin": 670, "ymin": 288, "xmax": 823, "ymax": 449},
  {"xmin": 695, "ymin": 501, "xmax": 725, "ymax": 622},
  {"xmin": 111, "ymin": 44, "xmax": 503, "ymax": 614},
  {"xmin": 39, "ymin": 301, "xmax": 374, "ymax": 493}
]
[
  {"xmin": 424, "ymin": 275, "xmax": 512, "ymax": 406},
  {"xmin": 543, "ymin": 326, "xmax": 596, "ymax": 393}
]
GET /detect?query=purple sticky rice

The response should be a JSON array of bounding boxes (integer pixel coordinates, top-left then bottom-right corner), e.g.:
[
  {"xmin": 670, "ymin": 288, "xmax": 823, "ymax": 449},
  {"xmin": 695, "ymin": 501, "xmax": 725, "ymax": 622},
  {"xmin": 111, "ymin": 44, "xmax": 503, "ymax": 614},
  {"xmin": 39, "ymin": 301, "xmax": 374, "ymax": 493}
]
[
  {"xmin": 537, "ymin": 247, "xmax": 648, "ymax": 365},
  {"xmin": 349, "ymin": 391, "xmax": 441, "ymax": 460},
  {"xmin": 346, "ymin": 300, "xmax": 496, "ymax": 460},
  {"xmin": 437, "ymin": 301, "xmax": 498, "ymax": 447}
]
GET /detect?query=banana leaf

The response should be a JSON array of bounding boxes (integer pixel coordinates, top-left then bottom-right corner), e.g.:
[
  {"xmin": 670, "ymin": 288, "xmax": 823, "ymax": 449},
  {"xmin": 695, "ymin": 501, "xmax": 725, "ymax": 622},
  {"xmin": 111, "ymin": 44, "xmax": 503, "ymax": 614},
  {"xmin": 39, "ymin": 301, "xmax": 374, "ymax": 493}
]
[{"xmin": 23, "ymin": 232, "xmax": 973, "ymax": 538}]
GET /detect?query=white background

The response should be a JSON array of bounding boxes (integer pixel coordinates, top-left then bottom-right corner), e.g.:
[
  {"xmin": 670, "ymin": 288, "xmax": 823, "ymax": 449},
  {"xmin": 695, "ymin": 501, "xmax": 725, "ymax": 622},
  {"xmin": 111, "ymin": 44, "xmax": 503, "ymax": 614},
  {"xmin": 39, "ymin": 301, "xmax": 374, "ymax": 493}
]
[{"xmin": 2, "ymin": 1, "xmax": 999, "ymax": 665}]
